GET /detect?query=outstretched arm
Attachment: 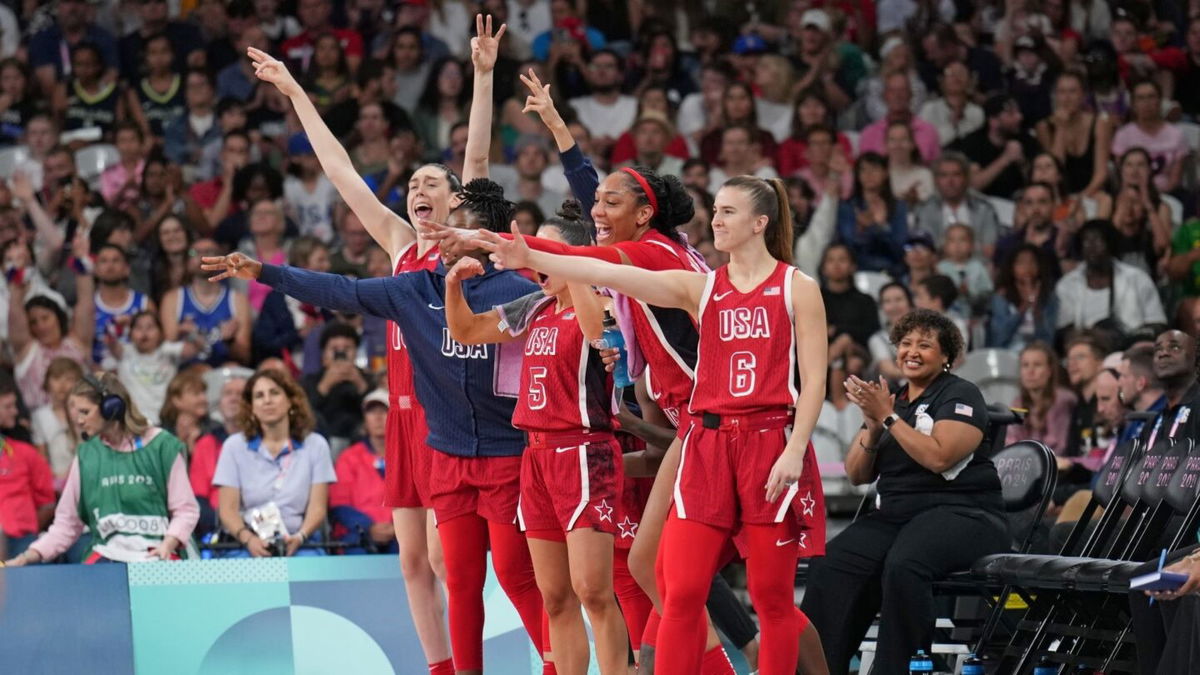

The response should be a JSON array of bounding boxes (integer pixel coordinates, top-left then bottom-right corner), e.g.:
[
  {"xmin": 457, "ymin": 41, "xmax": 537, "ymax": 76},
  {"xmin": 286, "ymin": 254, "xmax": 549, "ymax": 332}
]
[
  {"xmin": 519, "ymin": 69, "xmax": 598, "ymax": 214},
  {"xmin": 478, "ymin": 225, "xmax": 706, "ymax": 314},
  {"xmin": 443, "ymin": 257, "xmax": 520, "ymax": 345},
  {"xmin": 248, "ymin": 47, "xmax": 414, "ymax": 260},
  {"xmin": 463, "ymin": 15, "xmax": 506, "ymax": 183}
]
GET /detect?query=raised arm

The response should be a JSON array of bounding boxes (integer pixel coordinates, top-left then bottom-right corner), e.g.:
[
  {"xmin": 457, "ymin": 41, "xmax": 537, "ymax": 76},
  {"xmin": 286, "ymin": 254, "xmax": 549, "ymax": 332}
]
[
  {"xmin": 463, "ymin": 15, "xmax": 506, "ymax": 183},
  {"xmin": 443, "ymin": 257, "xmax": 520, "ymax": 344},
  {"xmin": 518, "ymin": 69, "xmax": 598, "ymax": 213},
  {"xmin": 247, "ymin": 47, "xmax": 414, "ymax": 259},
  {"xmin": 477, "ymin": 225, "xmax": 706, "ymax": 314},
  {"xmin": 201, "ymin": 252, "xmax": 411, "ymax": 323}
]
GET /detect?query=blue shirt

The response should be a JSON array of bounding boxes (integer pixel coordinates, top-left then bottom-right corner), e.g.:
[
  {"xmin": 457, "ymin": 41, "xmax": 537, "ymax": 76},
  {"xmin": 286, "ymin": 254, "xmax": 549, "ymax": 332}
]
[
  {"xmin": 212, "ymin": 432, "xmax": 336, "ymax": 535},
  {"xmin": 29, "ymin": 24, "xmax": 118, "ymax": 78},
  {"xmin": 259, "ymin": 262, "xmax": 538, "ymax": 458}
]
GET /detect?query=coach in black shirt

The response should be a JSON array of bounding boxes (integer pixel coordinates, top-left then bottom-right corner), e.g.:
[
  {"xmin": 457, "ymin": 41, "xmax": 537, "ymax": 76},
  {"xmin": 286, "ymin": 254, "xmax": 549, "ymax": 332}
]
[{"xmin": 801, "ymin": 309, "xmax": 1010, "ymax": 675}]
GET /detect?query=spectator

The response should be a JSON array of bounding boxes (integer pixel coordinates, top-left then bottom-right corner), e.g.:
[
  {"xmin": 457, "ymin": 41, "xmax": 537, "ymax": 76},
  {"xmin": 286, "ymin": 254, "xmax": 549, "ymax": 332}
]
[
  {"xmin": 163, "ymin": 69, "xmax": 222, "ymax": 174},
  {"xmin": 903, "ymin": 232, "xmax": 939, "ymax": 287},
  {"xmin": 145, "ymin": 214, "xmax": 193, "ymax": 302},
  {"xmin": 676, "ymin": 61, "xmax": 733, "ymax": 157},
  {"xmin": 1006, "ymin": 341, "xmax": 1078, "ymax": 454},
  {"xmin": 1111, "ymin": 80, "xmax": 1188, "ymax": 195},
  {"xmin": 706, "ymin": 125, "xmax": 781, "ymax": 194},
  {"xmin": 753, "ymin": 54, "xmax": 797, "ymax": 143},
  {"xmin": 1054, "ymin": 219, "xmax": 1167, "ymax": 339},
  {"xmin": 0, "ymin": 60, "xmax": 40, "ymax": 146},
  {"xmin": 937, "ymin": 223, "xmax": 994, "ymax": 316},
  {"xmin": 786, "ymin": 9, "xmax": 857, "ymax": 112},
  {"xmin": 328, "ymin": 210, "xmax": 373, "ymax": 278},
  {"xmin": 28, "ymin": 0, "xmax": 119, "ymax": 99},
  {"xmin": 494, "ymin": 135, "xmax": 566, "ymax": 217},
  {"xmin": 952, "ymin": 94, "xmax": 1037, "ymax": 200},
  {"xmin": 609, "ymin": 86, "xmax": 690, "ymax": 167},
  {"xmin": 803, "ymin": 308, "xmax": 1010, "ymax": 674},
  {"xmin": 188, "ymin": 130, "xmax": 251, "ymax": 234},
  {"xmin": 626, "ymin": 29, "xmax": 697, "ymax": 104},
  {"xmin": 531, "ymin": 0, "xmax": 606, "ymax": 63},
  {"xmin": 117, "ymin": 0, "xmax": 203, "ymax": 82},
  {"xmin": 819, "ymin": 243, "xmax": 881, "ymax": 350},
  {"xmin": 1168, "ymin": 215, "xmax": 1200, "ymax": 298},
  {"xmin": 918, "ymin": 61, "xmax": 985, "ymax": 147},
  {"xmin": 29, "ymin": 357, "xmax": 84, "ymax": 480},
  {"xmin": 886, "ymin": 120, "xmax": 935, "ymax": 207},
  {"xmin": 91, "ymin": 243, "xmax": 156, "ymax": 368},
  {"xmin": 301, "ymin": 33, "xmax": 353, "ymax": 115},
  {"xmin": 238, "ymin": 198, "xmax": 291, "ymax": 312},
  {"xmin": 1116, "ymin": 343, "xmax": 1166, "ymax": 443},
  {"xmin": 217, "ymin": 24, "xmax": 269, "ymax": 104},
  {"xmin": 255, "ymin": 0, "xmax": 301, "ymax": 43},
  {"xmin": 1034, "ymin": 70, "xmax": 1112, "ymax": 197},
  {"xmin": 196, "ymin": 99, "xmax": 251, "ymax": 183},
  {"xmin": 511, "ymin": 201, "xmax": 545, "ymax": 237},
  {"xmin": 1061, "ymin": 333, "xmax": 1106, "ymax": 484},
  {"xmin": 508, "ymin": 0, "xmax": 554, "ymax": 58},
  {"xmin": 861, "ymin": 35, "xmax": 929, "ymax": 124},
  {"xmin": 283, "ymin": 134, "xmax": 337, "ymax": 242},
  {"xmin": 16, "ymin": 115, "xmax": 60, "ymax": 193},
  {"xmin": 914, "ymin": 274, "xmax": 969, "ymax": 347},
  {"xmin": 912, "ymin": 152, "xmax": 1005, "ymax": 259},
  {"xmin": 112, "ymin": 311, "xmax": 199, "ymax": 426},
  {"xmin": 868, "ymin": 281, "xmax": 915, "ymax": 385},
  {"xmin": 1006, "ymin": 36, "xmax": 1058, "ymax": 128},
  {"xmin": 161, "ymin": 238, "xmax": 253, "ymax": 367},
  {"xmin": 280, "ymin": 0, "xmax": 365, "ymax": 75},
  {"xmin": 698, "ymin": 81, "xmax": 778, "ymax": 167},
  {"xmin": 1081, "ymin": 39, "xmax": 1128, "ymax": 120},
  {"xmin": 0, "ymin": 239, "xmax": 67, "ymax": 347},
  {"xmin": 7, "ymin": 259, "xmax": 90, "ymax": 411},
  {"xmin": 776, "ymin": 89, "xmax": 854, "ymax": 177},
  {"xmin": 412, "ymin": 57, "xmax": 468, "ymax": 162},
  {"xmin": 253, "ymin": 236, "xmax": 332, "ymax": 368},
  {"xmin": 1029, "ymin": 152, "xmax": 1092, "ymax": 239},
  {"xmin": 918, "ymin": 23, "xmax": 1006, "ymax": 96},
  {"xmin": 1110, "ymin": 148, "xmax": 1173, "ymax": 278},
  {"xmin": 0, "ymin": 411, "xmax": 57, "ymax": 557},
  {"xmin": 159, "ymin": 370, "xmax": 213, "ymax": 460},
  {"xmin": 301, "ymin": 322, "xmax": 371, "ymax": 450},
  {"xmin": 1172, "ymin": 18, "xmax": 1200, "ymax": 118},
  {"xmin": 189, "ymin": 366, "xmax": 253, "ymax": 518},
  {"xmin": 351, "ymin": 101, "xmax": 399, "ymax": 176},
  {"xmin": 993, "ymin": 182, "xmax": 1066, "ymax": 274},
  {"xmin": 858, "ymin": 71, "xmax": 941, "ymax": 164},
  {"xmin": 99, "ymin": 122, "xmax": 147, "ymax": 210},
  {"xmin": 568, "ymin": 49, "xmax": 636, "ymax": 159},
  {"xmin": 213, "ymin": 369, "xmax": 335, "ymax": 557},
  {"xmin": 4, "ymin": 373, "xmax": 199, "ymax": 566},
  {"xmin": 53, "ymin": 42, "xmax": 121, "ymax": 145},
  {"xmin": 329, "ymin": 389, "xmax": 396, "ymax": 554},
  {"xmin": 388, "ymin": 27, "xmax": 432, "ymax": 115},
  {"xmin": 837, "ymin": 152, "xmax": 908, "ymax": 276},
  {"xmin": 795, "ymin": 125, "xmax": 853, "ymax": 200}
]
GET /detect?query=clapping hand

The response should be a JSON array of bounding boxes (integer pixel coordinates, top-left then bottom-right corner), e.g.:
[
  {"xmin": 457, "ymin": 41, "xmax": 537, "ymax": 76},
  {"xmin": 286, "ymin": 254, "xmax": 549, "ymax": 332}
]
[{"xmin": 845, "ymin": 374, "xmax": 895, "ymax": 424}]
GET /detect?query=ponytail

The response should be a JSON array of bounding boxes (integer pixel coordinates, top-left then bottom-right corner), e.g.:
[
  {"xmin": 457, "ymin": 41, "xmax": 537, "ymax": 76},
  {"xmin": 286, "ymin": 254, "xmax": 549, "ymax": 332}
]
[{"xmin": 721, "ymin": 176, "xmax": 794, "ymax": 264}]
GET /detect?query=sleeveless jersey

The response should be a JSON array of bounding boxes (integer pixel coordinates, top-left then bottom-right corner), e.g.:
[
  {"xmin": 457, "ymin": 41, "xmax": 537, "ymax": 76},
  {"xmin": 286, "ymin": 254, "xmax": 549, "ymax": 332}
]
[
  {"xmin": 76, "ymin": 431, "xmax": 198, "ymax": 561},
  {"xmin": 386, "ymin": 243, "xmax": 442, "ymax": 410},
  {"xmin": 64, "ymin": 79, "xmax": 119, "ymax": 135},
  {"xmin": 615, "ymin": 229, "xmax": 705, "ymax": 421},
  {"xmin": 689, "ymin": 262, "xmax": 799, "ymax": 415},
  {"xmin": 137, "ymin": 76, "xmax": 186, "ymax": 136},
  {"xmin": 94, "ymin": 289, "xmax": 151, "ymax": 365},
  {"xmin": 510, "ymin": 300, "xmax": 613, "ymax": 434},
  {"xmin": 179, "ymin": 283, "xmax": 235, "ymax": 365}
]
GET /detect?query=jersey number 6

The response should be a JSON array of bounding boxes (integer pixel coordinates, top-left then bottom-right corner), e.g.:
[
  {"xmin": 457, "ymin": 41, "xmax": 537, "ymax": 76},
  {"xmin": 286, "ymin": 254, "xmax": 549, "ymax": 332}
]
[{"xmin": 729, "ymin": 351, "xmax": 757, "ymax": 398}]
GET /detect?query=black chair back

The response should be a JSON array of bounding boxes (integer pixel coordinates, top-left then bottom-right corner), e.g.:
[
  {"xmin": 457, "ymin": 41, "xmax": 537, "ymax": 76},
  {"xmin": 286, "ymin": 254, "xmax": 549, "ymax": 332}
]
[
  {"xmin": 1092, "ymin": 438, "xmax": 1139, "ymax": 507},
  {"xmin": 1122, "ymin": 434, "xmax": 1175, "ymax": 507},
  {"xmin": 1166, "ymin": 439, "xmax": 1200, "ymax": 515},
  {"xmin": 1142, "ymin": 438, "xmax": 1194, "ymax": 506},
  {"xmin": 992, "ymin": 440, "xmax": 1057, "ymax": 552}
]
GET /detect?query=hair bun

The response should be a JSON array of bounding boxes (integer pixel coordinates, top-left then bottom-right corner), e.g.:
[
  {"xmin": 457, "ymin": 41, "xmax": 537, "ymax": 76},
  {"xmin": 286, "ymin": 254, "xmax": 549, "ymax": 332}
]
[
  {"xmin": 658, "ymin": 174, "xmax": 695, "ymax": 228},
  {"xmin": 555, "ymin": 199, "xmax": 584, "ymax": 222},
  {"xmin": 462, "ymin": 178, "xmax": 505, "ymax": 200}
]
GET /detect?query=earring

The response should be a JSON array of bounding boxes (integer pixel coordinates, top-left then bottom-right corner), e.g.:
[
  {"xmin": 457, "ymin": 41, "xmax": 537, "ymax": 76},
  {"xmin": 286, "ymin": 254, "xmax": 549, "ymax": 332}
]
[{"xmin": 943, "ymin": 361, "xmax": 951, "ymax": 372}]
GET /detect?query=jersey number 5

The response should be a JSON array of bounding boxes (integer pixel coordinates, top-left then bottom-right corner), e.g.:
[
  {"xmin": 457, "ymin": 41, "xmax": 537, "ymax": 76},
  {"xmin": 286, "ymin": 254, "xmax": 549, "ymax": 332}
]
[
  {"xmin": 527, "ymin": 366, "xmax": 548, "ymax": 409},
  {"xmin": 729, "ymin": 351, "xmax": 756, "ymax": 397}
]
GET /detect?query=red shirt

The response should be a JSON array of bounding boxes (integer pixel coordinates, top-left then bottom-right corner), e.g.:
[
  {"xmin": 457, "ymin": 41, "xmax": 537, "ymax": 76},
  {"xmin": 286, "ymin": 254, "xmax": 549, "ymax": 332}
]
[
  {"xmin": 188, "ymin": 176, "xmax": 224, "ymax": 210},
  {"xmin": 188, "ymin": 433, "xmax": 223, "ymax": 509},
  {"xmin": 510, "ymin": 300, "xmax": 613, "ymax": 434},
  {"xmin": 609, "ymin": 132, "xmax": 690, "ymax": 167},
  {"xmin": 0, "ymin": 436, "xmax": 55, "ymax": 537},
  {"xmin": 281, "ymin": 28, "xmax": 364, "ymax": 72},
  {"xmin": 688, "ymin": 262, "xmax": 798, "ymax": 415},
  {"xmin": 776, "ymin": 133, "xmax": 855, "ymax": 177},
  {"xmin": 330, "ymin": 440, "xmax": 390, "ymax": 524}
]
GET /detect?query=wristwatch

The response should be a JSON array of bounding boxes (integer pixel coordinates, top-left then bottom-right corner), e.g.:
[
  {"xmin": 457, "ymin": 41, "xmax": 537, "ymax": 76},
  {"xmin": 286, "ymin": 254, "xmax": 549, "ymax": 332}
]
[{"xmin": 882, "ymin": 413, "xmax": 901, "ymax": 430}]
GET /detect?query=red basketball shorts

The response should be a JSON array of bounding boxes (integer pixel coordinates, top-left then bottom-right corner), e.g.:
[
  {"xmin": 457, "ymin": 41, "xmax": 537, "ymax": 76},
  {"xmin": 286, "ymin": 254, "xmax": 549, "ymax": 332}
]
[
  {"xmin": 383, "ymin": 406, "xmax": 433, "ymax": 509},
  {"xmin": 517, "ymin": 430, "xmax": 624, "ymax": 539},
  {"xmin": 429, "ymin": 451, "xmax": 523, "ymax": 525},
  {"xmin": 673, "ymin": 409, "xmax": 826, "ymax": 557}
]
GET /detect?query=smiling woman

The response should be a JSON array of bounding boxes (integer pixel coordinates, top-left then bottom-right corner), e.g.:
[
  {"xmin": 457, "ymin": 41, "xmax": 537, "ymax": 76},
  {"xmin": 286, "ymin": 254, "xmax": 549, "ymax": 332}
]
[{"xmin": 801, "ymin": 308, "xmax": 1011, "ymax": 674}]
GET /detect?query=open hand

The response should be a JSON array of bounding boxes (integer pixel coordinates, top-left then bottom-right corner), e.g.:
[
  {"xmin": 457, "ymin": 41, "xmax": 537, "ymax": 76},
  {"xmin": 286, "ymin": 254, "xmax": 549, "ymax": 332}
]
[
  {"xmin": 470, "ymin": 14, "xmax": 507, "ymax": 74},
  {"xmin": 201, "ymin": 252, "xmax": 263, "ymax": 282},
  {"xmin": 247, "ymin": 47, "xmax": 304, "ymax": 99},
  {"xmin": 476, "ymin": 222, "xmax": 532, "ymax": 271}
]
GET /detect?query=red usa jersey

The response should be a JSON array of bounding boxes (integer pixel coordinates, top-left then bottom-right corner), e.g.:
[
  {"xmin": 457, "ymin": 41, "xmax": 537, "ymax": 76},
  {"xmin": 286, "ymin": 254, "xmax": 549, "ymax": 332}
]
[
  {"xmin": 688, "ymin": 262, "xmax": 798, "ymax": 415},
  {"xmin": 386, "ymin": 242, "xmax": 441, "ymax": 409},
  {"xmin": 511, "ymin": 302, "xmax": 614, "ymax": 433}
]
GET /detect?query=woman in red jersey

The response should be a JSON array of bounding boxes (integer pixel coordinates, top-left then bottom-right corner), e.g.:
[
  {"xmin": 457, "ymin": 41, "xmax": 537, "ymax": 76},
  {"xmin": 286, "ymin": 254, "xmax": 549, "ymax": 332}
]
[
  {"xmin": 444, "ymin": 201, "xmax": 627, "ymax": 675},
  {"xmin": 478, "ymin": 176, "xmax": 830, "ymax": 675}
]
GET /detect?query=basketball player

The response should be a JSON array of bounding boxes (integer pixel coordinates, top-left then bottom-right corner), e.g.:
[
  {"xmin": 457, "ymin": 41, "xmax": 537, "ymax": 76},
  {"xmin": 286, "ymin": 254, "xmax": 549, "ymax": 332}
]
[{"xmin": 477, "ymin": 176, "xmax": 829, "ymax": 674}]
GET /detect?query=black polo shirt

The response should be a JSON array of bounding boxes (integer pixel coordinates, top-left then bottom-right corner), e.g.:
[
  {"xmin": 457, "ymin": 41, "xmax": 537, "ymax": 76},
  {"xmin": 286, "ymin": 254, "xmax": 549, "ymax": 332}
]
[
  {"xmin": 876, "ymin": 372, "xmax": 1004, "ymax": 520},
  {"xmin": 1140, "ymin": 381, "xmax": 1200, "ymax": 448}
]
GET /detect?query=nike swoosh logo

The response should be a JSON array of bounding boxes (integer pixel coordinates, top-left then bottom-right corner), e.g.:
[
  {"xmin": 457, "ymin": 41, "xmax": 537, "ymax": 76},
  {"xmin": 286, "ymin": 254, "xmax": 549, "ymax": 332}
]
[
  {"xmin": 428, "ymin": 303, "xmax": 445, "ymax": 310},
  {"xmin": 712, "ymin": 291, "xmax": 733, "ymax": 301},
  {"xmin": 554, "ymin": 446, "xmax": 578, "ymax": 453},
  {"xmin": 776, "ymin": 538, "xmax": 795, "ymax": 547}
]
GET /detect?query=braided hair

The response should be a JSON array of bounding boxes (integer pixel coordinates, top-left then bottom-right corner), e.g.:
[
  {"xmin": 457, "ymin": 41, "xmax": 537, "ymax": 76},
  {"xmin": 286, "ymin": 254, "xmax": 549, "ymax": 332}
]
[
  {"xmin": 619, "ymin": 165, "xmax": 695, "ymax": 238},
  {"xmin": 456, "ymin": 178, "xmax": 514, "ymax": 233}
]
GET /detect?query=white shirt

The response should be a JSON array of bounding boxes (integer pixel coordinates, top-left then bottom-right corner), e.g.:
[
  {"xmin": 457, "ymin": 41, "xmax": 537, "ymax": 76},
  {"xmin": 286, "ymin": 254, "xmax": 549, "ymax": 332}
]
[
  {"xmin": 31, "ymin": 405, "xmax": 73, "ymax": 477},
  {"xmin": 918, "ymin": 98, "xmax": 985, "ymax": 147},
  {"xmin": 756, "ymin": 98, "xmax": 793, "ymax": 143},
  {"xmin": 506, "ymin": 0, "xmax": 552, "ymax": 51},
  {"xmin": 117, "ymin": 342, "xmax": 186, "ymax": 425},
  {"xmin": 941, "ymin": 200, "xmax": 972, "ymax": 229},
  {"xmin": 428, "ymin": 1, "xmax": 473, "ymax": 59},
  {"xmin": 1054, "ymin": 260, "xmax": 1167, "ymax": 332},
  {"xmin": 568, "ymin": 95, "xmax": 639, "ymax": 141},
  {"xmin": 284, "ymin": 175, "xmax": 338, "ymax": 243}
]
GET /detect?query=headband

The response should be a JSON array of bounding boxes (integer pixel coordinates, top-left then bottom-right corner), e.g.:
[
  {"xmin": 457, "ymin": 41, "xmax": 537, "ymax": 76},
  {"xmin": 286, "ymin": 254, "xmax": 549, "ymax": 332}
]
[{"xmin": 620, "ymin": 167, "xmax": 658, "ymax": 216}]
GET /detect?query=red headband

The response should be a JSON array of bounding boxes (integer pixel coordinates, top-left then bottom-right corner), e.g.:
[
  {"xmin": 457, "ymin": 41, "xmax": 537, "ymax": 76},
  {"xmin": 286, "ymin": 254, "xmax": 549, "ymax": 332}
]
[{"xmin": 621, "ymin": 167, "xmax": 658, "ymax": 216}]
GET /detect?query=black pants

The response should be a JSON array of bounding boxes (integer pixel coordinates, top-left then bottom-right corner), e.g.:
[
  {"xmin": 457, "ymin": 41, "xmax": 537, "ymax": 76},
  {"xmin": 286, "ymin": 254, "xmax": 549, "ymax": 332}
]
[
  {"xmin": 800, "ymin": 505, "xmax": 1009, "ymax": 675},
  {"xmin": 708, "ymin": 572, "xmax": 758, "ymax": 649},
  {"xmin": 1129, "ymin": 544, "xmax": 1200, "ymax": 675}
]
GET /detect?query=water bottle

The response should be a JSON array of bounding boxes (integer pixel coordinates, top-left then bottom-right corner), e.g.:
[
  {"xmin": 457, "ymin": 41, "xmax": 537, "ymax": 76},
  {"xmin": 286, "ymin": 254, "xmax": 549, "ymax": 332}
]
[
  {"xmin": 962, "ymin": 653, "xmax": 985, "ymax": 675},
  {"xmin": 908, "ymin": 649, "xmax": 933, "ymax": 674},
  {"xmin": 596, "ymin": 311, "xmax": 633, "ymax": 388},
  {"xmin": 1033, "ymin": 656, "xmax": 1059, "ymax": 675}
]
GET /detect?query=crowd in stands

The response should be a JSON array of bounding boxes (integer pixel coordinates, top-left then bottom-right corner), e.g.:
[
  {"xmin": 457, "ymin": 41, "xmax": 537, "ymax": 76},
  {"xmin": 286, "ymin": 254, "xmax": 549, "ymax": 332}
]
[{"xmin": 0, "ymin": 0, "xmax": 1193, "ymax": 573}]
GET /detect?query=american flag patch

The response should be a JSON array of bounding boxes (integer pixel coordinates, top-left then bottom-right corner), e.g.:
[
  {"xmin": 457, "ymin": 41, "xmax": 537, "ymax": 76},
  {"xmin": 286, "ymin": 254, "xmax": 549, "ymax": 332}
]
[
  {"xmin": 763, "ymin": 286, "xmax": 781, "ymax": 296},
  {"xmin": 955, "ymin": 403, "xmax": 974, "ymax": 417}
]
